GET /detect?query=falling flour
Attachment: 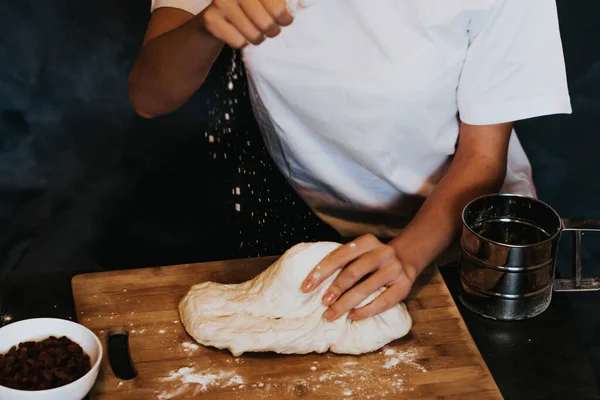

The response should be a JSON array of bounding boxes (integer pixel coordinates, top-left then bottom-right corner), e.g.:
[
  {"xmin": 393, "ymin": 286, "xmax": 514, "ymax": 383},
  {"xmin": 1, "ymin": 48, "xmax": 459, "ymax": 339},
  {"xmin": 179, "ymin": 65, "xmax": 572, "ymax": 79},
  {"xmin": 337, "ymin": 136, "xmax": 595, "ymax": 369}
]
[{"xmin": 0, "ymin": 314, "xmax": 12, "ymax": 323}]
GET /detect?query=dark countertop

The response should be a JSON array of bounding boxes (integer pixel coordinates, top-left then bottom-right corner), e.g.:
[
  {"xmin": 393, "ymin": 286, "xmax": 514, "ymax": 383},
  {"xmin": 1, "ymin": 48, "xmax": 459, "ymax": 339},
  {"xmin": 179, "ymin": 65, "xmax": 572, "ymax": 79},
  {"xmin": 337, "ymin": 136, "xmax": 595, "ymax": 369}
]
[
  {"xmin": 440, "ymin": 266, "xmax": 599, "ymax": 400},
  {"xmin": 1, "ymin": 264, "xmax": 598, "ymax": 400}
]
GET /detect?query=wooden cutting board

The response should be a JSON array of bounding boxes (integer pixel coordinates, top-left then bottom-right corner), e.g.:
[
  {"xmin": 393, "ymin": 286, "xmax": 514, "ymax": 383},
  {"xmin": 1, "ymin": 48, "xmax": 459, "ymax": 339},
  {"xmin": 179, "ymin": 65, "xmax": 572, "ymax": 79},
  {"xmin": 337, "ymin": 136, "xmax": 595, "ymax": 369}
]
[{"xmin": 72, "ymin": 256, "xmax": 502, "ymax": 399}]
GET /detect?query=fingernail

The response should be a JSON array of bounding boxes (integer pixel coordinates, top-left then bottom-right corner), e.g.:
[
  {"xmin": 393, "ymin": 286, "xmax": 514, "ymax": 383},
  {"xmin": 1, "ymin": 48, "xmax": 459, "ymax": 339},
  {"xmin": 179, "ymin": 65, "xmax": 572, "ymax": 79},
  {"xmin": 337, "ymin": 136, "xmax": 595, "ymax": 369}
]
[
  {"xmin": 323, "ymin": 309, "xmax": 335, "ymax": 321},
  {"xmin": 323, "ymin": 291, "xmax": 336, "ymax": 306},
  {"xmin": 302, "ymin": 280, "xmax": 313, "ymax": 292}
]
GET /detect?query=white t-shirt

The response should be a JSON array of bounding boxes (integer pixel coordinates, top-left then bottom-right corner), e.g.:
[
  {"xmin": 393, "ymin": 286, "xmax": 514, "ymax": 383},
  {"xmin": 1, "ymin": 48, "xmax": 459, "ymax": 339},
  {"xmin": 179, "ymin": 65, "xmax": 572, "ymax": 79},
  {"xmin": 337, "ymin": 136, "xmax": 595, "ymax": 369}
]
[{"xmin": 151, "ymin": 0, "xmax": 572, "ymax": 238}]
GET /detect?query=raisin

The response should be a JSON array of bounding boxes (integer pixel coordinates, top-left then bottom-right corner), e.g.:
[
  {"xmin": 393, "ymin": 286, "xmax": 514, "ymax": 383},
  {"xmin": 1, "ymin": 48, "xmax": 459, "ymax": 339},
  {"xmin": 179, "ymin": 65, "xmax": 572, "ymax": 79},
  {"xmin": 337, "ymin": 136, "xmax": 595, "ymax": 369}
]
[{"xmin": 0, "ymin": 336, "xmax": 92, "ymax": 391}]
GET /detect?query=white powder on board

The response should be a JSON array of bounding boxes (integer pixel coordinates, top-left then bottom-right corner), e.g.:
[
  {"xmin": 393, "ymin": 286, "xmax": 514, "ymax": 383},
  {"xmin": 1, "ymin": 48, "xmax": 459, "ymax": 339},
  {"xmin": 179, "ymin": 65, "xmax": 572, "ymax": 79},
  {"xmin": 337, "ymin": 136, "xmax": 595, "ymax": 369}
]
[
  {"xmin": 153, "ymin": 347, "xmax": 425, "ymax": 400},
  {"xmin": 255, "ymin": 346, "xmax": 425, "ymax": 398},
  {"xmin": 157, "ymin": 385, "xmax": 188, "ymax": 400},
  {"xmin": 156, "ymin": 367, "xmax": 245, "ymax": 399},
  {"xmin": 229, "ymin": 376, "xmax": 244, "ymax": 386},
  {"xmin": 181, "ymin": 342, "xmax": 200, "ymax": 353},
  {"xmin": 383, "ymin": 348, "xmax": 428, "ymax": 372}
]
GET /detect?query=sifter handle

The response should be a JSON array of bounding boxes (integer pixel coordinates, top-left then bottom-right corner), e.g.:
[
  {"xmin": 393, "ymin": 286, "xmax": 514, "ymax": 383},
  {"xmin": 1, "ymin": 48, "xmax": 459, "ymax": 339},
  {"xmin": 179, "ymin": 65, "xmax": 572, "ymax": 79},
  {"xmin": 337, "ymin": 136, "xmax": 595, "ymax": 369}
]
[
  {"xmin": 561, "ymin": 218, "xmax": 600, "ymax": 231},
  {"xmin": 554, "ymin": 218, "xmax": 600, "ymax": 292}
]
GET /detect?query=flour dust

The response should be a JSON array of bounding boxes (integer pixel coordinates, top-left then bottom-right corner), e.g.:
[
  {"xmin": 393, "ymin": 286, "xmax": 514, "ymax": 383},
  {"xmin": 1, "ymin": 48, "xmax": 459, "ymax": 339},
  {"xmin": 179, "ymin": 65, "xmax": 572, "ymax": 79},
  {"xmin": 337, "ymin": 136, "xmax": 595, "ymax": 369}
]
[
  {"xmin": 156, "ymin": 368, "xmax": 245, "ymax": 400},
  {"xmin": 154, "ymin": 345, "xmax": 427, "ymax": 399}
]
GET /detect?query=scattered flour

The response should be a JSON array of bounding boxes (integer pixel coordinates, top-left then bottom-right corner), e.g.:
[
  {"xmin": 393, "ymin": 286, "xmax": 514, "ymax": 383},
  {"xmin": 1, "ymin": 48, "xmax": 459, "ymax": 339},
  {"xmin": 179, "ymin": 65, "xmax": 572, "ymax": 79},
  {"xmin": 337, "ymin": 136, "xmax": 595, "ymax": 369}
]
[
  {"xmin": 281, "ymin": 346, "xmax": 425, "ymax": 398},
  {"xmin": 383, "ymin": 348, "xmax": 428, "ymax": 372},
  {"xmin": 181, "ymin": 342, "xmax": 200, "ymax": 353},
  {"xmin": 153, "ymin": 347, "xmax": 425, "ymax": 400},
  {"xmin": 156, "ymin": 367, "xmax": 244, "ymax": 399}
]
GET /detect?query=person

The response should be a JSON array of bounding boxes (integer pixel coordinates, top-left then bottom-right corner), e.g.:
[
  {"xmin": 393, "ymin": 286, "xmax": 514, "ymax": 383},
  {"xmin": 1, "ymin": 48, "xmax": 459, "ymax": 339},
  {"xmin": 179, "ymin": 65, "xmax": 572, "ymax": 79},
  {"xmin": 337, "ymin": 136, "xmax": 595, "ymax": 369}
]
[{"xmin": 128, "ymin": 0, "xmax": 571, "ymax": 323}]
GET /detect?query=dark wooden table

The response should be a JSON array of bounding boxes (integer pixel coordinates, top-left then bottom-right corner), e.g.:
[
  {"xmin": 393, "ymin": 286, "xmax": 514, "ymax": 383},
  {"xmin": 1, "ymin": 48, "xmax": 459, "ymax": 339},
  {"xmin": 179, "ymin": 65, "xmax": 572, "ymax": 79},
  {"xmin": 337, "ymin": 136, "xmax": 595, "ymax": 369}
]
[{"xmin": 1, "ymin": 265, "xmax": 599, "ymax": 399}]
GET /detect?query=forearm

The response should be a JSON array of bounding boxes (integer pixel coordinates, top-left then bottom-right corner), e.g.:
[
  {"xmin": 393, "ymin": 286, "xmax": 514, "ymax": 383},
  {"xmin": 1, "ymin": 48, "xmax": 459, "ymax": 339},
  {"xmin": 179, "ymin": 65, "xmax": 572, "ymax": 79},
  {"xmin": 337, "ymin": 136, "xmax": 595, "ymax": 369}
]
[
  {"xmin": 128, "ymin": 14, "xmax": 224, "ymax": 118},
  {"xmin": 390, "ymin": 143, "xmax": 508, "ymax": 279}
]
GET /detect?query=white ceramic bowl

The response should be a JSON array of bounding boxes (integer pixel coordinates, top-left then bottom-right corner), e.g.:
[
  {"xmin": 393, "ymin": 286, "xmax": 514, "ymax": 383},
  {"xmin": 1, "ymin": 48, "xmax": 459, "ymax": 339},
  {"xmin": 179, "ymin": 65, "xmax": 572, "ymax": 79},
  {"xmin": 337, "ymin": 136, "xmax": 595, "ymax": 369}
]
[{"xmin": 0, "ymin": 318, "xmax": 102, "ymax": 400}]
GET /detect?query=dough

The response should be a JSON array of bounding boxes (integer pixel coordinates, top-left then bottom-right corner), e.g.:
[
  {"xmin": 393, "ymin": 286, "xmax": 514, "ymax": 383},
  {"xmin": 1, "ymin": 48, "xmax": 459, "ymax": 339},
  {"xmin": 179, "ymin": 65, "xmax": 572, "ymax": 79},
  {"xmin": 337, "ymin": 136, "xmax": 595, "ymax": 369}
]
[{"xmin": 179, "ymin": 242, "xmax": 412, "ymax": 356}]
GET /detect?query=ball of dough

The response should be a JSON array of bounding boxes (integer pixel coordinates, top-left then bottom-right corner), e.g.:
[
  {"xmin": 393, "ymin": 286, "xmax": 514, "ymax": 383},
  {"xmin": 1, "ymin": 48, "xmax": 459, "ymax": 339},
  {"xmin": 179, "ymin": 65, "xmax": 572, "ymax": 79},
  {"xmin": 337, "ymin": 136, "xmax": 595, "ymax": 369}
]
[{"xmin": 179, "ymin": 242, "xmax": 412, "ymax": 356}]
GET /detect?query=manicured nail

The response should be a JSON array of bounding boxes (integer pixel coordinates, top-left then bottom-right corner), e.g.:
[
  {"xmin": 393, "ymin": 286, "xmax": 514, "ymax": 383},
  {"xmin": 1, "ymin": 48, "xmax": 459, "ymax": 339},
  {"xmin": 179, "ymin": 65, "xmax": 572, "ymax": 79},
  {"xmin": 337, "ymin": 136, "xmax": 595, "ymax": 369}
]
[
  {"xmin": 323, "ymin": 309, "xmax": 335, "ymax": 321},
  {"xmin": 323, "ymin": 291, "xmax": 336, "ymax": 306},
  {"xmin": 302, "ymin": 280, "xmax": 313, "ymax": 292}
]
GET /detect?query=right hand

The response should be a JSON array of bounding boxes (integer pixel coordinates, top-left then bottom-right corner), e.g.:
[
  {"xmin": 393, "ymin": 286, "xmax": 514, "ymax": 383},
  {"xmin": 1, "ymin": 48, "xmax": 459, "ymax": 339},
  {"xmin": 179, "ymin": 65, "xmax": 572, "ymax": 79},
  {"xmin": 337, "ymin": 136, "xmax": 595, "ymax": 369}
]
[{"xmin": 200, "ymin": 0, "xmax": 294, "ymax": 49}]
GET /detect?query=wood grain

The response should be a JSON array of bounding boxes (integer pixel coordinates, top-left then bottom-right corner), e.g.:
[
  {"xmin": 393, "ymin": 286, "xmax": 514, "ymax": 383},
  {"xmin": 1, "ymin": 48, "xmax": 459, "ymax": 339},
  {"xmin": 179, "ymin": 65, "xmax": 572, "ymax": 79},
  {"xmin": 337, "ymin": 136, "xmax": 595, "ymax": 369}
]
[{"xmin": 72, "ymin": 256, "xmax": 502, "ymax": 399}]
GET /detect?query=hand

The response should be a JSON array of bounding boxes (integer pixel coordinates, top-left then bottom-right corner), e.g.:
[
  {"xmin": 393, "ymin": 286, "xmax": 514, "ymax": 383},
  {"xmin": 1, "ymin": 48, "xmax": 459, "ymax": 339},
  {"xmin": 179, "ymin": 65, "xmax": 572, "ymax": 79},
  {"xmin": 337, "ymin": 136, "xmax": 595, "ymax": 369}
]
[
  {"xmin": 301, "ymin": 234, "xmax": 417, "ymax": 321},
  {"xmin": 201, "ymin": 0, "xmax": 293, "ymax": 49}
]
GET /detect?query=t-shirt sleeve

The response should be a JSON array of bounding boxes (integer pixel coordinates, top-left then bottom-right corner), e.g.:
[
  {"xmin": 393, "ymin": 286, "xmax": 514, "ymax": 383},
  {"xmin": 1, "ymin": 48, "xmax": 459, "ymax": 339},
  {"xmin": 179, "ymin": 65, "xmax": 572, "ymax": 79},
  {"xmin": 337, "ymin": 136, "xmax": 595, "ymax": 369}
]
[
  {"xmin": 457, "ymin": 0, "xmax": 572, "ymax": 125},
  {"xmin": 150, "ymin": 0, "xmax": 211, "ymax": 15}
]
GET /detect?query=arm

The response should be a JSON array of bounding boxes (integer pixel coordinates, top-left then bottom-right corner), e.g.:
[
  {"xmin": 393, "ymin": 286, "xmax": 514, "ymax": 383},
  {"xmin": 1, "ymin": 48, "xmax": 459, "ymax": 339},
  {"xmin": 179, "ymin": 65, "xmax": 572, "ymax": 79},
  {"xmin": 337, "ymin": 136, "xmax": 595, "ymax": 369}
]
[
  {"xmin": 128, "ymin": 8, "xmax": 224, "ymax": 118},
  {"xmin": 301, "ymin": 121, "xmax": 512, "ymax": 321},
  {"xmin": 300, "ymin": 1, "xmax": 569, "ymax": 321},
  {"xmin": 389, "ymin": 121, "xmax": 512, "ymax": 278},
  {"xmin": 128, "ymin": 1, "xmax": 293, "ymax": 118}
]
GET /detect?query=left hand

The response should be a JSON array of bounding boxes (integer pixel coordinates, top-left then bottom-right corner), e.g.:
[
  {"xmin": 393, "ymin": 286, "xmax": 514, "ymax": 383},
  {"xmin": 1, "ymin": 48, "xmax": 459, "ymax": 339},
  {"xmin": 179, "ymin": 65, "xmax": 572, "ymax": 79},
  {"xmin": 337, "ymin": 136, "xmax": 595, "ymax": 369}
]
[{"xmin": 300, "ymin": 234, "xmax": 417, "ymax": 322}]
